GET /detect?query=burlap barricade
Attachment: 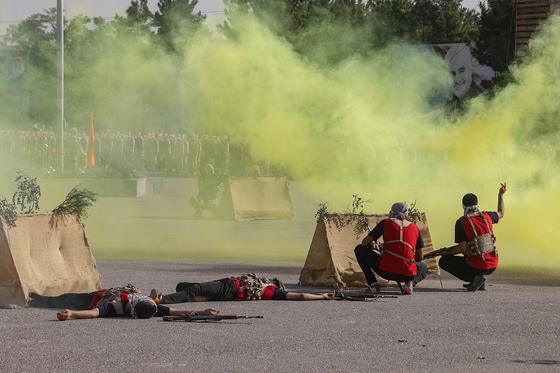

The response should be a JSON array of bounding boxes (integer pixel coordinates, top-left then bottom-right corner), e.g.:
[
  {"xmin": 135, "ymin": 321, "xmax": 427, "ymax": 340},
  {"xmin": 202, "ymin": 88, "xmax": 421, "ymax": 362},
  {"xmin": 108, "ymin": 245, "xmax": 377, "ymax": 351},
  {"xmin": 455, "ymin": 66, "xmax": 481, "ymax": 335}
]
[
  {"xmin": 0, "ymin": 213, "xmax": 101, "ymax": 308},
  {"xmin": 218, "ymin": 177, "xmax": 296, "ymax": 221},
  {"xmin": 299, "ymin": 213, "xmax": 439, "ymax": 289}
]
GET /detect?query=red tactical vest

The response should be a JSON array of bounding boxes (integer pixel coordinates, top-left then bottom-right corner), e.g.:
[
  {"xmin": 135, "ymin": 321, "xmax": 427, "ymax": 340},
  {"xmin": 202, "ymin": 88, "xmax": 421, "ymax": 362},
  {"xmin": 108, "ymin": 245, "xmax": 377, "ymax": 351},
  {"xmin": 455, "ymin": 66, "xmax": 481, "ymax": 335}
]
[
  {"xmin": 89, "ymin": 290, "xmax": 129, "ymax": 309},
  {"xmin": 233, "ymin": 279, "xmax": 277, "ymax": 301},
  {"xmin": 378, "ymin": 218, "xmax": 419, "ymax": 277},
  {"xmin": 460, "ymin": 212, "xmax": 499, "ymax": 270}
]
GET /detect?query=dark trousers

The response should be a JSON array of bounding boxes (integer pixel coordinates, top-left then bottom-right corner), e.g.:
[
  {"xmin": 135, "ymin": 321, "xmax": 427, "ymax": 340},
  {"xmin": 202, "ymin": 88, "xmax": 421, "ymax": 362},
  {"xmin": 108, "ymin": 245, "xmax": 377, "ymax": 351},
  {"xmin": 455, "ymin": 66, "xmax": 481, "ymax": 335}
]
[
  {"xmin": 354, "ymin": 245, "xmax": 428, "ymax": 285},
  {"xmin": 162, "ymin": 279, "xmax": 238, "ymax": 304},
  {"xmin": 27, "ymin": 292, "xmax": 94, "ymax": 310},
  {"xmin": 438, "ymin": 255, "xmax": 496, "ymax": 283}
]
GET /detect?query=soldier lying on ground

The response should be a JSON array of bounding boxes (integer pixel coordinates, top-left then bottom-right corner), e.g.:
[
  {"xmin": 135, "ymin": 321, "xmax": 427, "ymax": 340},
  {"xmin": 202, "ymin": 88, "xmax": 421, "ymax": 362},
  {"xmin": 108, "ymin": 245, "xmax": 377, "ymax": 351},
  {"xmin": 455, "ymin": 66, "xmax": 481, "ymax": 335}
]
[
  {"xmin": 150, "ymin": 273, "xmax": 335, "ymax": 304},
  {"xmin": 28, "ymin": 285, "xmax": 220, "ymax": 320}
]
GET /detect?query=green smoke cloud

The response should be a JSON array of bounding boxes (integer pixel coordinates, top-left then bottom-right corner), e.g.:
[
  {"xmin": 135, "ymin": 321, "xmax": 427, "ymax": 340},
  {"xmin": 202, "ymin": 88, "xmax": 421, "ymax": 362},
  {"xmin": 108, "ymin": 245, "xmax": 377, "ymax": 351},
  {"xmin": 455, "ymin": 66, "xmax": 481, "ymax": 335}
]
[
  {"xmin": 184, "ymin": 11, "xmax": 451, "ymax": 184},
  {"xmin": 180, "ymin": 11, "xmax": 560, "ymax": 268}
]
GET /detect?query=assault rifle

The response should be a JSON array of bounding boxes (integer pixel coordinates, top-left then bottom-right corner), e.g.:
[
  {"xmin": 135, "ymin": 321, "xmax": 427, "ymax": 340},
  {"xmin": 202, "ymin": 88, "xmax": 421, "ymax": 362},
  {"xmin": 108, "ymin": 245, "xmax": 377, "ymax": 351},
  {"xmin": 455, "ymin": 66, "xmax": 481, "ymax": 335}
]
[
  {"xmin": 333, "ymin": 290, "xmax": 398, "ymax": 301},
  {"xmin": 423, "ymin": 246, "xmax": 456, "ymax": 260},
  {"xmin": 163, "ymin": 315, "xmax": 264, "ymax": 322}
]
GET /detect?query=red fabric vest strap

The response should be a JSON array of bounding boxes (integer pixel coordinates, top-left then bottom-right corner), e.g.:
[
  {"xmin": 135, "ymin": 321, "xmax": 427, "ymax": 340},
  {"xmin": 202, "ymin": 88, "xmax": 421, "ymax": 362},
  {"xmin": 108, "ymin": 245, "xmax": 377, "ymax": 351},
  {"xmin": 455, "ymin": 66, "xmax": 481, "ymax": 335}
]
[
  {"xmin": 383, "ymin": 219, "xmax": 415, "ymax": 263},
  {"xmin": 460, "ymin": 212, "xmax": 494, "ymax": 241},
  {"xmin": 378, "ymin": 219, "xmax": 418, "ymax": 277}
]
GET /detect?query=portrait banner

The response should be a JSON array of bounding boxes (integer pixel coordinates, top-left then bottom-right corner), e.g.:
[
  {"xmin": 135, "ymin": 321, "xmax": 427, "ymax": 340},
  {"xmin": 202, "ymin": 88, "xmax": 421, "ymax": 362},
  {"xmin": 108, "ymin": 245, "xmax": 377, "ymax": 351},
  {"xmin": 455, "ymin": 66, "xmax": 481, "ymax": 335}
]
[{"xmin": 392, "ymin": 43, "xmax": 495, "ymax": 110}]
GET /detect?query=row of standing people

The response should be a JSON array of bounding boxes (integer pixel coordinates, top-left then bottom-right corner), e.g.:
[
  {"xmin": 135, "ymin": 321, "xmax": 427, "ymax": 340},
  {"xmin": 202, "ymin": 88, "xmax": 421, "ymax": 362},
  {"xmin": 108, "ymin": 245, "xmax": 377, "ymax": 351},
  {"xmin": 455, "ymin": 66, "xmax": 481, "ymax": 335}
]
[
  {"xmin": 0, "ymin": 129, "xmax": 553, "ymax": 181},
  {"xmin": 0, "ymin": 130, "xmax": 278, "ymax": 177}
]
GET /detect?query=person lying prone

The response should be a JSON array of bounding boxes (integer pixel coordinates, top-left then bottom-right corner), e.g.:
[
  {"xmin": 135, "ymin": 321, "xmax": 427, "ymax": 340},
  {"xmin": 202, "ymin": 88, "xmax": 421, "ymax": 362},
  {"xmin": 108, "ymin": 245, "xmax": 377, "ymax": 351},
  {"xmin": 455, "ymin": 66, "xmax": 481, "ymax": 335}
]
[{"xmin": 150, "ymin": 274, "xmax": 335, "ymax": 304}]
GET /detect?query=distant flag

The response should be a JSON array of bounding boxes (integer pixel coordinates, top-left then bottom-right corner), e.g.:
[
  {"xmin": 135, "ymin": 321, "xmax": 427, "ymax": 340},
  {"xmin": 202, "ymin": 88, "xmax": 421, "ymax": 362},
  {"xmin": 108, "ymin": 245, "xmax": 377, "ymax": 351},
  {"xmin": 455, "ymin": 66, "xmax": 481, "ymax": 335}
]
[{"xmin": 86, "ymin": 112, "xmax": 95, "ymax": 168}]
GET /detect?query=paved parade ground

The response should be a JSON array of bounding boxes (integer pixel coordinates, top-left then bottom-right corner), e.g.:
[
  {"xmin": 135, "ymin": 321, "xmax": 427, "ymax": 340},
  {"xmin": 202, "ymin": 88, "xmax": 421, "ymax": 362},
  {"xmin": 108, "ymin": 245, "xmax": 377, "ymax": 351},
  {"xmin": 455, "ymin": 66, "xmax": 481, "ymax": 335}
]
[
  {"xmin": 2, "ymin": 261, "xmax": 560, "ymax": 373},
  {"xmin": 2, "ymin": 176, "xmax": 560, "ymax": 372}
]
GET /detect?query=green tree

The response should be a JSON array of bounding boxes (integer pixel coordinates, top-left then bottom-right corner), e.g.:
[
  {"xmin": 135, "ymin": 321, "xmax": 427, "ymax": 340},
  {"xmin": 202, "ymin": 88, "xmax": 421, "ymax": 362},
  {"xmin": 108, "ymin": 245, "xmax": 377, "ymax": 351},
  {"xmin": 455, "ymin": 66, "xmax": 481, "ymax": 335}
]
[
  {"xmin": 285, "ymin": 0, "xmax": 313, "ymax": 33},
  {"xmin": 471, "ymin": 0, "xmax": 516, "ymax": 87},
  {"xmin": 64, "ymin": 14, "xmax": 97, "ymax": 125},
  {"xmin": 0, "ymin": 8, "xmax": 60, "ymax": 126},
  {"xmin": 431, "ymin": 0, "xmax": 478, "ymax": 44},
  {"xmin": 289, "ymin": 0, "xmax": 385, "ymax": 67},
  {"xmin": 219, "ymin": 0, "xmax": 376, "ymax": 67},
  {"xmin": 219, "ymin": 0, "xmax": 367, "ymax": 39},
  {"xmin": 65, "ymin": 9, "xmax": 185, "ymax": 134},
  {"xmin": 218, "ymin": 0, "xmax": 289, "ymax": 40},
  {"xmin": 409, "ymin": 0, "xmax": 441, "ymax": 43},
  {"xmin": 152, "ymin": 0, "xmax": 207, "ymax": 53},
  {"xmin": 111, "ymin": 0, "xmax": 154, "ymax": 35},
  {"xmin": 366, "ymin": 0, "xmax": 416, "ymax": 40},
  {"xmin": 366, "ymin": 0, "xmax": 479, "ymax": 44},
  {"xmin": 126, "ymin": 0, "xmax": 154, "ymax": 27},
  {"xmin": 1, "ymin": 2, "xmax": 192, "ymax": 133}
]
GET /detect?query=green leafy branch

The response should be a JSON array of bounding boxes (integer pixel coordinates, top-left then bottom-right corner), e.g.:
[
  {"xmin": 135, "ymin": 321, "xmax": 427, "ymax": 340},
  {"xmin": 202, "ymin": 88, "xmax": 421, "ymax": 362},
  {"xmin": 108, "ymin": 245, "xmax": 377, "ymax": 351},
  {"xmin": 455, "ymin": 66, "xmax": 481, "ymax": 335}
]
[
  {"xmin": 0, "ymin": 172, "xmax": 98, "ymax": 228},
  {"xmin": 316, "ymin": 195, "xmax": 372, "ymax": 237},
  {"xmin": 344, "ymin": 195, "xmax": 372, "ymax": 236},
  {"xmin": 0, "ymin": 197, "xmax": 18, "ymax": 228},
  {"xmin": 52, "ymin": 184, "xmax": 98, "ymax": 220},
  {"xmin": 404, "ymin": 199, "xmax": 421, "ymax": 224},
  {"xmin": 316, "ymin": 196, "xmax": 422, "ymax": 236},
  {"xmin": 12, "ymin": 171, "xmax": 41, "ymax": 214},
  {"xmin": 0, "ymin": 170, "xmax": 41, "ymax": 228},
  {"xmin": 315, "ymin": 202, "xmax": 329, "ymax": 224}
]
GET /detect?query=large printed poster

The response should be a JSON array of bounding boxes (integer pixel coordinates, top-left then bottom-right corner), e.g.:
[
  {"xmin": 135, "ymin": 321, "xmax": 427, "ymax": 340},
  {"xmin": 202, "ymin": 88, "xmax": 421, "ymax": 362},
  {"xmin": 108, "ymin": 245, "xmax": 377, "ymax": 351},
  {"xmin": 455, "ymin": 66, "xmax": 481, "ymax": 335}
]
[
  {"xmin": 0, "ymin": 50, "xmax": 29, "ymax": 112},
  {"xmin": 431, "ymin": 43, "xmax": 495, "ymax": 110},
  {"xmin": 393, "ymin": 43, "xmax": 495, "ymax": 110}
]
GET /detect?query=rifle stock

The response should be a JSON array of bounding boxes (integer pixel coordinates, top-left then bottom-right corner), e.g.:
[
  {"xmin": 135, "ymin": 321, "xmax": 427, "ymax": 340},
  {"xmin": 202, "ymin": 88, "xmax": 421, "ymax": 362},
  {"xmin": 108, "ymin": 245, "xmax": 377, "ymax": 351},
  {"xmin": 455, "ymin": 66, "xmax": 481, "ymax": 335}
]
[{"xmin": 333, "ymin": 291, "xmax": 398, "ymax": 300}]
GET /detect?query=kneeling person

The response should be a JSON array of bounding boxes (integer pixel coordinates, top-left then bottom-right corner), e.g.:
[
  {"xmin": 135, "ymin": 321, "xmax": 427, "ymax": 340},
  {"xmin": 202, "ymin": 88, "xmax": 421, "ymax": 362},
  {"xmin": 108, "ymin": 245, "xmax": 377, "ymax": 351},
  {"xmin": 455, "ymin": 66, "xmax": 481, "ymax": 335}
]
[
  {"xmin": 434, "ymin": 183, "xmax": 506, "ymax": 291},
  {"xmin": 354, "ymin": 202, "xmax": 428, "ymax": 295}
]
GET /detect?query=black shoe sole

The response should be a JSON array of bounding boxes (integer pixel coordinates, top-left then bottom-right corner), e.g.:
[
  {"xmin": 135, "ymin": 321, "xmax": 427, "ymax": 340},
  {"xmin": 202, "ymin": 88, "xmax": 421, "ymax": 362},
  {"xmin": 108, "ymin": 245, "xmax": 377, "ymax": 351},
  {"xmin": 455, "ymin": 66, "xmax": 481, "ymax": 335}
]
[{"xmin": 466, "ymin": 277, "xmax": 486, "ymax": 291}]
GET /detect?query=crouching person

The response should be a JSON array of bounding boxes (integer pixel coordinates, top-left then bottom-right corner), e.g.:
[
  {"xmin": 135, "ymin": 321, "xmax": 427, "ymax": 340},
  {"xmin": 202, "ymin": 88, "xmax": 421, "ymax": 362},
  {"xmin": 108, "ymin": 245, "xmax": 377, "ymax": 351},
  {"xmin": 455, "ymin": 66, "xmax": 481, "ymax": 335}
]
[
  {"xmin": 434, "ymin": 183, "xmax": 506, "ymax": 291},
  {"xmin": 354, "ymin": 202, "xmax": 428, "ymax": 295}
]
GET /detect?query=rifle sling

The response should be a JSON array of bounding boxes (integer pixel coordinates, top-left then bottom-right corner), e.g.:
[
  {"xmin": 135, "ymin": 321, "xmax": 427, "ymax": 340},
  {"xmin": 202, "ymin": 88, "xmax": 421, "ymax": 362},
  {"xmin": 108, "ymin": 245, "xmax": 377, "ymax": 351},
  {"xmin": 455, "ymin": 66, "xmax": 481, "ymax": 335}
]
[{"xmin": 382, "ymin": 246, "xmax": 415, "ymax": 263}]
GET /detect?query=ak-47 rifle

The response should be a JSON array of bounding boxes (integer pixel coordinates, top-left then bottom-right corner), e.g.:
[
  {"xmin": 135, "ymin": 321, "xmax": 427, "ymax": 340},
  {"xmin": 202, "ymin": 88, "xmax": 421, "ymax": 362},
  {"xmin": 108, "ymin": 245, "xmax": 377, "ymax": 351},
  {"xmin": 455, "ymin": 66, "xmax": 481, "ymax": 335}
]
[
  {"xmin": 423, "ymin": 246, "xmax": 456, "ymax": 260},
  {"xmin": 163, "ymin": 315, "xmax": 263, "ymax": 322},
  {"xmin": 333, "ymin": 290, "xmax": 398, "ymax": 301}
]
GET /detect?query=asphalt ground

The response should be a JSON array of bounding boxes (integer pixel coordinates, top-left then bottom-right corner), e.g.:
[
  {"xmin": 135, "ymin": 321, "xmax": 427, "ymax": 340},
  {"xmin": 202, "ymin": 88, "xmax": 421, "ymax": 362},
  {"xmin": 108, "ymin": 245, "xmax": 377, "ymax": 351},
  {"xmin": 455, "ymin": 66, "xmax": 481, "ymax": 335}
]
[
  {"xmin": 2, "ymin": 261, "xmax": 559, "ymax": 373},
  {"xmin": 2, "ymin": 176, "xmax": 560, "ymax": 372}
]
